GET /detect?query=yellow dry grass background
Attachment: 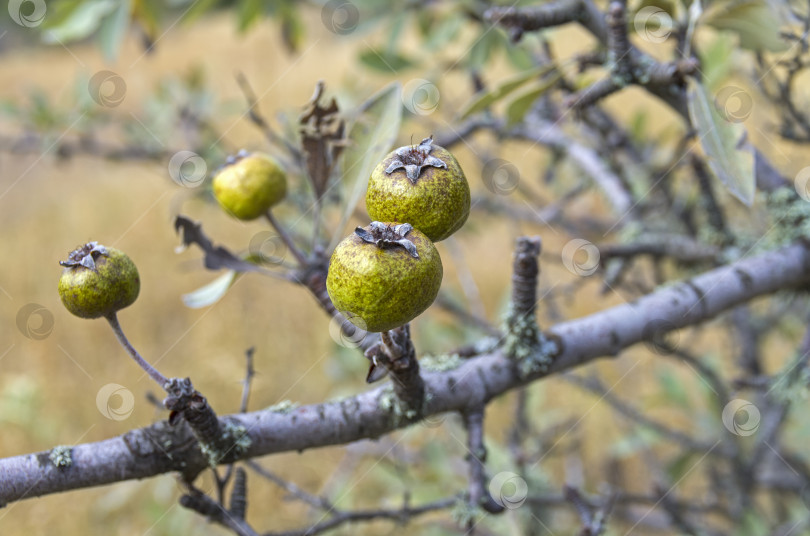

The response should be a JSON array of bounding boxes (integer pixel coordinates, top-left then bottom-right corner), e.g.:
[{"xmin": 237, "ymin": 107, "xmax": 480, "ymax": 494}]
[{"xmin": 0, "ymin": 6, "xmax": 799, "ymax": 535}]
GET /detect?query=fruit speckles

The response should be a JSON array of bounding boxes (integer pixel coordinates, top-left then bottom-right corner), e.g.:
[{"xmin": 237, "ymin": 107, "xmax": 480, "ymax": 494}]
[
  {"xmin": 213, "ymin": 152, "xmax": 287, "ymax": 221},
  {"xmin": 58, "ymin": 243, "xmax": 140, "ymax": 319},
  {"xmin": 367, "ymin": 137, "xmax": 470, "ymax": 242},
  {"xmin": 326, "ymin": 223, "xmax": 442, "ymax": 332}
]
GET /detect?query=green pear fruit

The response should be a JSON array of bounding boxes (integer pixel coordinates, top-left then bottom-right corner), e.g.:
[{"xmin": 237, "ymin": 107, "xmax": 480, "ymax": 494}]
[
  {"xmin": 58, "ymin": 242, "xmax": 140, "ymax": 319},
  {"xmin": 366, "ymin": 137, "xmax": 470, "ymax": 242},
  {"xmin": 326, "ymin": 222, "xmax": 443, "ymax": 332},
  {"xmin": 213, "ymin": 152, "xmax": 287, "ymax": 220}
]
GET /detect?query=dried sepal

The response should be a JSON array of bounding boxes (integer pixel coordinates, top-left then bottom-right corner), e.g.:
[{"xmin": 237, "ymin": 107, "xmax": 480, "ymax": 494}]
[
  {"xmin": 384, "ymin": 136, "xmax": 448, "ymax": 184},
  {"xmin": 59, "ymin": 242, "xmax": 109, "ymax": 271},
  {"xmin": 355, "ymin": 222, "xmax": 419, "ymax": 258}
]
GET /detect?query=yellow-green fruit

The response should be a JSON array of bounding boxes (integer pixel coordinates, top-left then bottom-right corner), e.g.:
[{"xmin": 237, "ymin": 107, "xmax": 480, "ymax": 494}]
[
  {"xmin": 58, "ymin": 243, "xmax": 140, "ymax": 319},
  {"xmin": 326, "ymin": 222, "xmax": 443, "ymax": 333},
  {"xmin": 213, "ymin": 153, "xmax": 287, "ymax": 220},
  {"xmin": 367, "ymin": 137, "xmax": 470, "ymax": 242}
]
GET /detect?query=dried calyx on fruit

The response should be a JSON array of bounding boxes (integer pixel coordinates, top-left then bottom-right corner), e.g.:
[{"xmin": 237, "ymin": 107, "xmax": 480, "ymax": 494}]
[
  {"xmin": 367, "ymin": 136, "xmax": 470, "ymax": 242},
  {"xmin": 385, "ymin": 137, "xmax": 448, "ymax": 183},
  {"xmin": 355, "ymin": 222, "xmax": 420, "ymax": 258},
  {"xmin": 326, "ymin": 222, "xmax": 443, "ymax": 333},
  {"xmin": 58, "ymin": 242, "xmax": 140, "ymax": 319}
]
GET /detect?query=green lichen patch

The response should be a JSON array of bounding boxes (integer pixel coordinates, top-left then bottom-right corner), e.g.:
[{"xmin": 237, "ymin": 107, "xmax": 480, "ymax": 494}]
[
  {"xmin": 420, "ymin": 353, "xmax": 463, "ymax": 372},
  {"xmin": 502, "ymin": 306, "xmax": 559, "ymax": 378},
  {"xmin": 764, "ymin": 187, "xmax": 810, "ymax": 246},
  {"xmin": 265, "ymin": 400, "xmax": 299, "ymax": 414},
  {"xmin": 451, "ymin": 498, "xmax": 483, "ymax": 527},
  {"xmin": 378, "ymin": 386, "xmax": 420, "ymax": 427},
  {"xmin": 200, "ymin": 420, "xmax": 252, "ymax": 468},
  {"xmin": 49, "ymin": 445, "xmax": 73, "ymax": 468}
]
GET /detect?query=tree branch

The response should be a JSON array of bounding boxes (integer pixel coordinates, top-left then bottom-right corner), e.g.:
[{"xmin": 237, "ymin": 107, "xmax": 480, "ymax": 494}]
[{"xmin": 1, "ymin": 242, "xmax": 809, "ymax": 506}]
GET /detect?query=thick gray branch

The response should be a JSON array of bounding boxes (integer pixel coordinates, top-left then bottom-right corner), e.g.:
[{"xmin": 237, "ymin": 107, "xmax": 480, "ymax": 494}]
[{"xmin": 2, "ymin": 243, "xmax": 809, "ymax": 506}]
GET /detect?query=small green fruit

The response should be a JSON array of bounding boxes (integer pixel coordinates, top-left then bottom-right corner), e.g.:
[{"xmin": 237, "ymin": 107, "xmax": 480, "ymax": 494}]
[
  {"xmin": 58, "ymin": 242, "xmax": 140, "ymax": 319},
  {"xmin": 326, "ymin": 222, "xmax": 443, "ymax": 333},
  {"xmin": 213, "ymin": 152, "xmax": 287, "ymax": 220},
  {"xmin": 367, "ymin": 136, "xmax": 470, "ymax": 242}
]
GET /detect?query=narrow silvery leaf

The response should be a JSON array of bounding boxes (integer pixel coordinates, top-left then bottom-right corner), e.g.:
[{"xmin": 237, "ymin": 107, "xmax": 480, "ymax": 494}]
[{"xmin": 687, "ymin": 78, "xmax": 755, "ymax": 206}]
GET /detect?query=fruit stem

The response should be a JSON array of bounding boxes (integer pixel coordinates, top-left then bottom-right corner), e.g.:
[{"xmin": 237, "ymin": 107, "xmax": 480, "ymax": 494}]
[
  {"xmin": 265, "ymin": 209, "xmax": 308, "ymax": 266},
  {"xmin": 105, "ymin": 313, "xmax": 169, "ymax": 388}
]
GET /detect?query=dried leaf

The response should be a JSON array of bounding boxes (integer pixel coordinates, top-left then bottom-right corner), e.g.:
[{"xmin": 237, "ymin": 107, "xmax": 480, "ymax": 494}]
[
  {"xmin": 174, "ymin": 215, "xmax": 264, "ymax": 273},
  {"xmin": 299, "ymin": 81, "xmax": 346, "ymax": 200}
]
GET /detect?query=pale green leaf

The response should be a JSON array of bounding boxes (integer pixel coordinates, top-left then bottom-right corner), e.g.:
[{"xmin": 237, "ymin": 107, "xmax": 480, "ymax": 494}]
[
  {"xmin": 358, "ymin": 49, "xmax": 415, "ymax": 73},
  {"xmin": 467, "ymin": 28, "xmax": 501, "ymax": 70},
  {"xmin": 683, "ymin": 0, "xmax": 701, "ymax": 57},
  {"xmin": 182, "ymin": 270, "xmax": 239, "ymax": 308},
  {"xmin": 704, "ymin": 0, "xmax": 788, "ymax": 52},
  {"xmin": 98, "ymin": 0, "xmax": 131, "ymax": 61},
  {"xmin": 699, "ymin": 32, "xmax": 735, "ymax": 91},
  {"xmin": 504, "ymin": 72, "xmax": 561, "ymax": 126},
  {"xmin": 182, "ymin": 0, "xmax": 221, "ymax": 25},
  {"xmin": 460, "ymin": 64, "xmax": 555, "ymax": 119},
  {"xmin": 237, "ymin": 0, "xmax": 263, "ymax": 33},
  {"xmin": 329, "ymin": 83, "xmax": 403, "ymax": 251},
  {"xmin": 687, "ymin": 78, "xmax": 755, "ymax": 206},
  {"xmin": 42, "ymin": 0, "xmax": 116, "ymax": 44}
]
